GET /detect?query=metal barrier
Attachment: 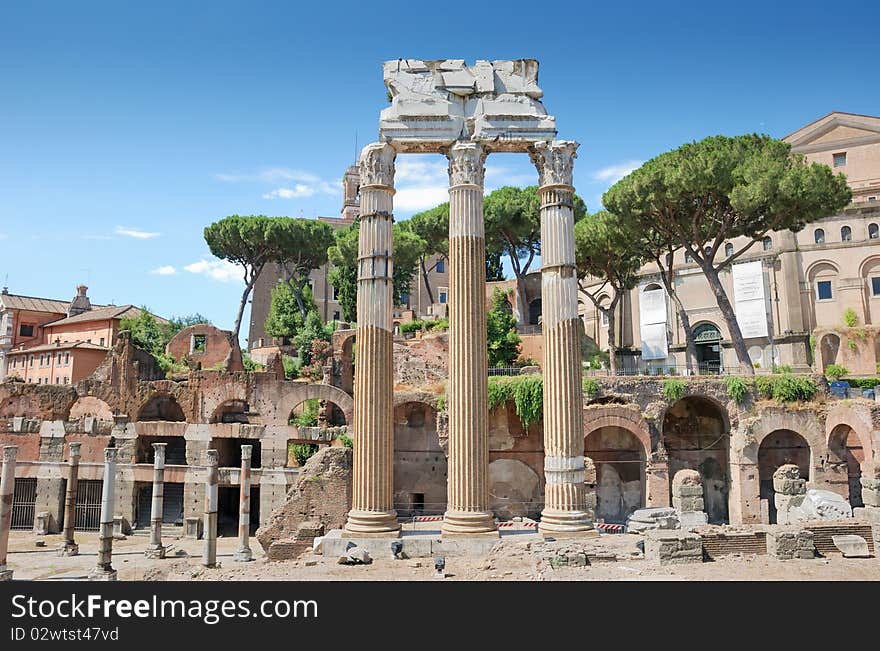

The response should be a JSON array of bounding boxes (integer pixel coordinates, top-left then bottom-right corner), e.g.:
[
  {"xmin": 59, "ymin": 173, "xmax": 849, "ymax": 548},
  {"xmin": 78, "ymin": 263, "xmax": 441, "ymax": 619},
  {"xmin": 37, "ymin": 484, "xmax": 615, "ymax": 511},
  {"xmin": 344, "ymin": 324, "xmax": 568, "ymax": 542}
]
[
  {"xmin": 75, "ymin": 479, "xmax": 103, "ymax": 531},
  {"xmin": 11, "ymin": 478, "xmax": 37, "ymax": 530}
]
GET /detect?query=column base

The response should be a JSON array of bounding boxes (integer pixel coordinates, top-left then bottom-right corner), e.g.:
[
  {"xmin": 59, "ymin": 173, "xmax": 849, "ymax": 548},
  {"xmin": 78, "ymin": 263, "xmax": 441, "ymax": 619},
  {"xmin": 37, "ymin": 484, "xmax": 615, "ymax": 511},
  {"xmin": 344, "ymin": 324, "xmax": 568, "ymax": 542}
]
[
  {"xmin": 57, "ymin": 542, "xmax": 79, "ymax": 557},
  {"xmin": 0, "ymin": 568, "xmax": 12, "ymax": 581},
  {"xmin": 234, "ymin": 548, "xmax": 254, "ymax": 562},
  {"xmin": 88, "ymin": 568, "xmax": 117, "ymax": 581},
  {"xmin": 539, "ymin": 508, "xmax": 597, "ymax": 538},
  {"xmin": 343, "ymin": 510, "xmax": 401, "ymax": 537},
  {"xmin": 441, "ymin": 510, "xmax": 498, "ymax": 536},
  {"xmin": 144, "ymin": 545, "xmax": 166, "ymax": 559}
]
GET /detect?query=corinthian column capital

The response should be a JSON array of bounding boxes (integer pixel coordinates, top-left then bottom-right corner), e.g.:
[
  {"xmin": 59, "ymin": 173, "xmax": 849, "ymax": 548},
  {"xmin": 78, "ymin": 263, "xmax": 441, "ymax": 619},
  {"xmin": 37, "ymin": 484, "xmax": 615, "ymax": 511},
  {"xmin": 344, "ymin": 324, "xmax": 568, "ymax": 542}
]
[
  {"xmin": 447, "ymin": 141, "xmax": 487, "ymax": 187},
  {"xmin": 531, "ymin": 140, "xmax": 579, "ymax": 187},
  {"xmin": 359, "ymin": 142, "xmax": 396, "ymax": 188}
]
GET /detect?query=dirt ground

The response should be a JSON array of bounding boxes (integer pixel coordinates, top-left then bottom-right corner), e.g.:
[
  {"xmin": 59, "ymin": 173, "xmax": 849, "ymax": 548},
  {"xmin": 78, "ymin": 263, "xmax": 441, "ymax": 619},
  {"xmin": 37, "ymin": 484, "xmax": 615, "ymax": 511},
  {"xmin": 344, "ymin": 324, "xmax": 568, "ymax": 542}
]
[{"xmin": 5, "ymin": 530, "xmax": 880, "ymax": 582}]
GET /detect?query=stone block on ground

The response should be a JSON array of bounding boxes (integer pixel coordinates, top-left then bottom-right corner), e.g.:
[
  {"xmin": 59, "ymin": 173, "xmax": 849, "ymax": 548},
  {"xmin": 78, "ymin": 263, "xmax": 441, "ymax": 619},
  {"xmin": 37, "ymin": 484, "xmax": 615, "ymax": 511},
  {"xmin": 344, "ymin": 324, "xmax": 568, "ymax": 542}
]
[
  {"xmin": 267, "ymin": 539, "xmax": 310, "ymax": 561},
  {"xmin": 626, "ymin": 507, "xmax": 679, "ymax": 534},
  {"xmin": 644, "ymin": 530, "xmax": 702, "ymax": 565},
  {"xmin": 295, "ymin": 521, "xmax": 325, "ymax": 541},
  {"xmin": 766, "ymin": 528, "xmax": 814, "ymax": 560},
  {"xmin": 678, "ymin": 511, "xmax": 709, "ymax": 529},
  {"xmin": 831, "ymin": 534, "xmax": 871, "ymax": 558},
  {"xmin": 788, "ymin": 489, "xmax": 853, "ymax": 523},
  {"xmin": 338, "ymin": 546, "xmax": 372, "ymax": 565}
]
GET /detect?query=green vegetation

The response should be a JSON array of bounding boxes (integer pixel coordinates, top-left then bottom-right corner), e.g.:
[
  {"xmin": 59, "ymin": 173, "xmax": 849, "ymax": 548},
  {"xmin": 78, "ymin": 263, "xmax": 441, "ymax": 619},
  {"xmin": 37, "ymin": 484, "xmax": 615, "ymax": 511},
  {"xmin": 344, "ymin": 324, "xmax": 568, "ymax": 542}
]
[
  {"xmin": 662, "ymin": 378, "xmax": 687, "ymax": 401},
  {"xmin": 486, "ymin": 289, "xmax": 521, "ymax": 367},
  {"xmin": 203, "ymin": 215, "xmax": 332, "ymax": 347},
  {"xmin": 281, "ymin": 354, "xmax": 300, "ymax": 379},
  {"xmin": 241, "ymin": 352, "xmax": 264, "ymax": 373},
  {"xmin": 399, "ymin": 318, "xmax": 450, "ymax": 335},
  {"xmin": 839, "ymin": 377, "xmax": 880, "ymax": 389},
  {"xmin": 724, "ymin": 376, "xmax": 751, "ymax": 404},
  {"xmin": 290, "ymin": 442, "xmax": 318, "ymax": 466},
  {"xmin": 582, "ymin": 377, "xmax": 600, "ymax": 398},
  {"xmin": 755, "ymin": 374, "xmax": 817, "ymax": 402},
  {"xmin": 338, "ymin": 434, "xmax": 353, "ymax": 449},
  {"xmin": 771, "ymin": 364, "xmax": 793, "ymax": 374},
  {"xmin": 487, "ymin": 374, "xmax": 543, "ymax": 429},
  {"xmin": 848, "ymin": 339, "xmax": 858, "ymax": 351},
  {"xmin": 824, "ymin": 364, "xmax": 849, "ymax": 380},
  {"xmin": 119, "ymin": 310, "xmax": 211, "ymax": 376},
  {"xmin": 843, "ymin": 308, "xmax": 858, "ymax": 327},
  {"xmin": 436, "ymin": 394, "xmax": 446, "ymax": 412},
  {"xmin": 290, "ymin": 399, "xmax": 319, "ymax": 427}
]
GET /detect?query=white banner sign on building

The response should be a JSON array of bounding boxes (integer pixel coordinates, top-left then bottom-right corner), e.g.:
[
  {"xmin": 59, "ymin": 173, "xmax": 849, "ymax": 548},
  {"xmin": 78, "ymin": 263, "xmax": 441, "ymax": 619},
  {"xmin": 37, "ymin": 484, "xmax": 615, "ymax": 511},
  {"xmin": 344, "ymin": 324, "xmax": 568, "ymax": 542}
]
[
  {"xmin": 639, "ymin": 285, "xmax": 668, "ymax": 360},
  {"xmin": 732, "ymin": 261, "xmax": 769, "ymax": 339}
]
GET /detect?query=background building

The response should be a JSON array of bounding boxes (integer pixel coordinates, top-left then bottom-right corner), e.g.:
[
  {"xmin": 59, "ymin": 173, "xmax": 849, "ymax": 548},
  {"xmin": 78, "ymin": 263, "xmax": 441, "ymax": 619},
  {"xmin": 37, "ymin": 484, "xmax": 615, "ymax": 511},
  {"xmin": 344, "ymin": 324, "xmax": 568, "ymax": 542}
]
[{"xmin": 581, "ymin": 112, "xmax": 880, "ymax": 374}]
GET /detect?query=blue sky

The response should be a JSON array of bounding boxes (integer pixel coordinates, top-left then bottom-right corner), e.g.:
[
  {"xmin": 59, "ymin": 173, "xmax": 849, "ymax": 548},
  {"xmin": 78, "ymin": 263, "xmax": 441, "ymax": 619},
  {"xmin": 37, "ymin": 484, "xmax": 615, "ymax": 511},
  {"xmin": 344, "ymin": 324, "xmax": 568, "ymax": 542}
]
[{"xmin": 1, "ymin": 1, "xmax": 878, "ymax": 345}]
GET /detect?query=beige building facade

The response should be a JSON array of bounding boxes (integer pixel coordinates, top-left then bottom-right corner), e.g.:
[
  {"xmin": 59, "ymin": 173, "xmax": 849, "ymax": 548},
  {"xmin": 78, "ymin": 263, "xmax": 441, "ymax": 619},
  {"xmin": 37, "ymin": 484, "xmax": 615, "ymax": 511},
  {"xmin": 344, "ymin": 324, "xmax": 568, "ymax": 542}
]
[{"xmin": 582, "ymin": 112, "xmax": 880, "ymax": 375}]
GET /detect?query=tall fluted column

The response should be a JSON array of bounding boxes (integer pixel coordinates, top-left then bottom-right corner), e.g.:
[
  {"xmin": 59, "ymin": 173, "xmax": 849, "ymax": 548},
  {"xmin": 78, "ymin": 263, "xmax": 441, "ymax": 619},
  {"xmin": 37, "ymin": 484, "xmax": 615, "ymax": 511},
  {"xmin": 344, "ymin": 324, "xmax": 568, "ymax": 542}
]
[
  {"xmin": 531, "ymin": 140, "xmax": 595, "ymax": 536},
  {"xmin": 145, "ymin": 443, "xmax": 166, "ymax": 559},
  {"xmin": 442, "ymin": 142, "xmax": 497, "ymax": 536},
  {"xmin": 234, "ymin": 444, "xmax": 253, "ymax": 561},
  {"xmin": 89, "ymin": 447, "xmax": 118, "ymax": 580},
  {"xmin": 59, "ymin": 442, "xmax": 81, "ymax": 556},
  {"xmin": 0, "ymin": 446, "xmax": 17, "ymax": 581},
  {"xmin": 203, "ymin": 449, "xmax": 219, "ymax": 567},
  {"xmin": 344, "ymin": 142, "xmax": 400, "ymax": 537}
]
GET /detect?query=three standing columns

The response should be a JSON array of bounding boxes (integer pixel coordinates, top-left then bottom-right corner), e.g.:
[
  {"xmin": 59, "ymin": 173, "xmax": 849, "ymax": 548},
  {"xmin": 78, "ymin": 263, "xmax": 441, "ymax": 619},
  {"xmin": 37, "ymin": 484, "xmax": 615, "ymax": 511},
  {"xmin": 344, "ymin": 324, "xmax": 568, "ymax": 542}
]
[
  {"xmin": 59, "ymin": 442, "xmax": 81, "ymax": 556},
  {"xmin": 531, "ymin": 140, "xmax": 594, "ymax": 536},
  {"xmin": 442, "ymin": 142, "xmax": 497, "ymax": 536},
  {"xmin": 0, "ymin": 446, "xmax": 17, "ymax": 581},
  {"xmin": 344, "ymin": 142, "xmax": 401, "ymax": 537}
]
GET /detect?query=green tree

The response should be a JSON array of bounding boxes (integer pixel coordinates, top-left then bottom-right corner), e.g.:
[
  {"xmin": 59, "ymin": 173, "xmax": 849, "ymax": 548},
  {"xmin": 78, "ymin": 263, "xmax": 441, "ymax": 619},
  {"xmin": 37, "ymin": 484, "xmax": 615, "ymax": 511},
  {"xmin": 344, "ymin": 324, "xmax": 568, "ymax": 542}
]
[
  {"xmin": 327, "ymin": 219, "xmax": 426, "ymax": 322},
  {"xmin": 604, "ymin": 135, "xmax": 851, "ymax": 375},
  {"xmin": 486, "ymin": 288, "xmax": 522, "ymax": 367},
  {"xmin": 203, "ymin": 215, "xmax": 284, "ymax": 348},
  {"xmin": 119, "ymin": 309, "xmax": 208, "ymax": 375},
  {"xmin": 574, "ymin": 211, "xmax": 645, "ymax": 375},
  {"xmin": 403, "ymin": 203, "xmax": 449, "ymax": 305},
  {"xmin": 484, "ymin": 186, "xmax": 586, "ymax": 324},
  {"xmin": 485, "ymin": 245, "xmax": 505, "ymax": 281},
  {"xmin": 274, "ymin": 219, "xmax": 334, "ymax": 320},
  {"xmin": 265, "ymin": 281, "xmax": 318, "ymax": 341}
]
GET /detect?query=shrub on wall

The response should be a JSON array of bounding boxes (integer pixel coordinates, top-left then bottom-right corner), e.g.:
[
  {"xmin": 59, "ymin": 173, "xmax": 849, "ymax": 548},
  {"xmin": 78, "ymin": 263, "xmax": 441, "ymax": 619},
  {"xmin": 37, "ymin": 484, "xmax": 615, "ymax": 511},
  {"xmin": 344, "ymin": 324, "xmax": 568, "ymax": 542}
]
[
  {"xmin": 754, "ymin": 374, "xmax": 817, "ymax": 403},
  {"xmin": 843, "ymin": 308, "xmax": 858, "ymax": 327},
  {"xmin": 724, "ymin": 376, "xmax": 751, "ymax": 404},
  {"xmin": 662, "ymin": 378, "xmax": 687, "ymax": 401},
  {"xmin": 289, "ymin": 442, "xmax": 318, "ymax": 466},
  {"xmin": 487, "ymin": 374, "xmax": 543, "ymax": 430},
  {"xmin": 582, "ymin": 377, "xmax": 600, "ymax": 397},
  {"xmin": 825, "ymin": 364, "xmax": 849, "ymax": 380}
]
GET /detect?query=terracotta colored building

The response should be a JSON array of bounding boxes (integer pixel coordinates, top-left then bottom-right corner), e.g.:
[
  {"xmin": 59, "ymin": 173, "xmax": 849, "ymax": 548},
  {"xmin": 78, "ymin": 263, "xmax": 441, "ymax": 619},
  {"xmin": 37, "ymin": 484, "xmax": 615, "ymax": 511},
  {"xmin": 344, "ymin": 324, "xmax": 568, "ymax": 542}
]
[{"xmin": 2, "ymin": 285, "xmax": 156, "ymax": 384}]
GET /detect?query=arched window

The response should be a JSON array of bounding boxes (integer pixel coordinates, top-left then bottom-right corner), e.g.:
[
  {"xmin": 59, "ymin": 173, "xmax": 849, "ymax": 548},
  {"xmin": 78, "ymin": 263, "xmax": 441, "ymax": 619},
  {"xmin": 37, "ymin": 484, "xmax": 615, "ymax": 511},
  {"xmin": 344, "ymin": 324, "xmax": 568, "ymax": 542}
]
[
  {"xmin": 724, "ymin": 243, "xmax": 733, "ymax": 257},
  {"xmin": 762, "ymin": 236, "xmax": 772, "ymax": 251},
  {"xmin": 814, "ymin": 228, "xmax": 825, "ymax": 244},
  {"xmin": 841, "ymin": 225, "xmax": 852, "ymax": 241},
  {"xmin": 684, "ymin": 251, "xmax": 692, "ymax": 263},
  {"xmin": 869, "ymin": 223, "xmax": 879, "ymax": 239}
]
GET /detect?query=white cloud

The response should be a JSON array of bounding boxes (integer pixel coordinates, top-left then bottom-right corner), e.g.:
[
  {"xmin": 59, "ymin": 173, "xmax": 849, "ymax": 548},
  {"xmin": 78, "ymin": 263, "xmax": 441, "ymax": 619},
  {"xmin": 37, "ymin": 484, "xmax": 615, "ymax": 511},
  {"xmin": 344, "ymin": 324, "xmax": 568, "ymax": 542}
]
[
  {"xmin": 183, "ymin": 259, "xmax": 242, "ymax": 283},
  {"xmin": 115, "ymin": 226, "xmax": 160, "ymax": 239},
  {"xmin": 394, "ymin": 186, "xmax": 451, "ymax": 212},
  {"xmin": 150, "ymin": 265, "xmax": 177, "ymax": 276},
  {"xmin": 262, "ymin": 181, "xmax": 337, "ymax": 200},
  {"xmin": 215, "ymin": 168, "xmax": 322, "ymax": 184},
  {"xmin": 392, "ymin": 156, "xmax": 450, "ymax": 212},
  {"xmin": 591, "ymin": 160, "xmax": 644, "ymax": 184}
]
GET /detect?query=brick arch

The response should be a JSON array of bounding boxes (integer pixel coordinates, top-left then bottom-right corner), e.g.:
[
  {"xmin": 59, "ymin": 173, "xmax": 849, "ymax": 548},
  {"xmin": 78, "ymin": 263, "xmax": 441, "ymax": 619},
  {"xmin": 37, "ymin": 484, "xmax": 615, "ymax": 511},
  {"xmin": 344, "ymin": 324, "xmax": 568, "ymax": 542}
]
[
  {"xmin": 738, "ymin": 408, "xmax": 825, "ymax": 465},
  {"xmin": 659, "ymin": 393, "xmax": 732, "ymax": 438},
  {"xmin": 275, "ymin": 383, "xmax": 354, "ymax": 426},
  {"xmin": 201, "ymin": 383, "xmax": 250, "ymax": 424},
  {"xmin": 582, "ymin": 404, "xmax": 652, "ymax": 456},
  {"xmin": 825, "ymin": 404, "xmax": 875, "ymax": 473},
  {"xmin": 69, "ymin": 396, "xmax": 114, "ymax": 421}
]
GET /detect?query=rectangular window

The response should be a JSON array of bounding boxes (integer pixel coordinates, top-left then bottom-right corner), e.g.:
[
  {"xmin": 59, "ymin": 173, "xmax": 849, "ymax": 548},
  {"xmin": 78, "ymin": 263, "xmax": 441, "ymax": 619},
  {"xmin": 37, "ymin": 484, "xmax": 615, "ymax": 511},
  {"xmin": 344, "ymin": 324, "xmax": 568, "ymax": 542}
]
[
  {"xmin": 29, "ymin": 356, "xmax": 34, "ymax": 367},
  {"xmin": 439, "ymin": 291, "xmax": 448, "ymax": 304},
  {"xmin": 57, "ymin": 353, "xmax": 63, "ymax": 364},
  {"xmin": 64, "ymin": 353, "xmax": 69, "ymax": 365},
  {"xmin": 19, "ymin": 324, "xmax": 34, "ymax": 338},
  {"xmin": 817, "ymin": 280, "xmax": 833, "ymax": 300},
  {"xmin": 872, "ymin": 277, "xmax": 880, "ymax": 297},
  {"xmin": 333, "ymin": 311, "xmax": 340, "ymax": 321},
  {"xmin": 192, "ymin": 334, "xmax": 207, "ymax": 353},
  {"xmin": 833, "ymin": 152, "xmax": 847, "ymax": 167},
  {"xmin": 99, "ymin": 337, "xmax": 105, "ymax": 347},
  {"xmin": 436, "ymin": 259, "xmax": 445, "ymax": 273},
  {"xmin": 64, "ymin": 377, "xmax": 69, "ymax": 384}
]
